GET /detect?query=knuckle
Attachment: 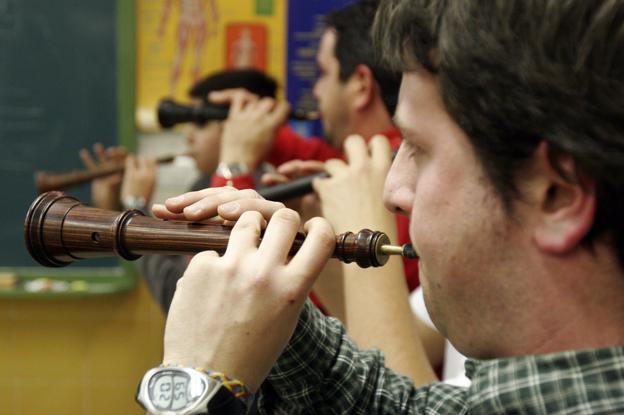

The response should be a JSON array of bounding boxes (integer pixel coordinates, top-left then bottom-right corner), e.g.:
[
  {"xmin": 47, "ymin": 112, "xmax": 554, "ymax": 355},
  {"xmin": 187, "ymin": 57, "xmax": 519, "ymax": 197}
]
[
  {"xmin": 240, "ymin": 188, "xmax": 260, "ymax": 199},
  {"xmin": 308, "ymin": 218, "xmax": 336, "ymax": 247},
  {"xmin": 238, "ymin": 210, "xmax": 265, "ymax": 226},
  {"xmin": 273, "ymin": 208, "xmax": 300, "ymax": 226},
  {"xmin": 175, "ymin": 275, "xmax": 186, "ymax": 290},
  {"xmin": 272, "ymin": 201, "xmax": 286, "ymax": 210},
  {"xmin": 247, "ymin": 267, "xmax": 272, "ymax": 289},
  {"xmin": 345, "ymin": 134, "xmax": 364, "ymax": 147},
  {"xmin": 191, "ymin": 250, "xmax": 220, "ymax": 265}
]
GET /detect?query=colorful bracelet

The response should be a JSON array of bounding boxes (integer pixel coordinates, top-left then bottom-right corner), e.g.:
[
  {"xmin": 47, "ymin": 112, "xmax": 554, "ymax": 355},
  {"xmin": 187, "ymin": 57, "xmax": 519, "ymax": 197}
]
[
  {"xmin": 204, "ymin": 370, "xmax": 253, "ymax": 403},
  {"xmin": 161, "ymin": 364, "xmax": 253, "ymax": 406}
]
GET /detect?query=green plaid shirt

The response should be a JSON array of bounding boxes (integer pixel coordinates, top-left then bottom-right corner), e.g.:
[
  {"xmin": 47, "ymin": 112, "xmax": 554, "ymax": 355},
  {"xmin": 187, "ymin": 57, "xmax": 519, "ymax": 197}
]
[{"xmin": 255, "ymin": 300, "xmax": 624, "ymax": 414}]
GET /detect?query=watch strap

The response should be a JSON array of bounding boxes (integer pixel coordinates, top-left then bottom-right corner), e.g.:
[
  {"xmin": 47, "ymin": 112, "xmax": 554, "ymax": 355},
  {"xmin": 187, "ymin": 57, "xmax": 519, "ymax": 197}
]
[{"xmin": 207, "ymin": 384, "xmax": 249, "ymax": 414}]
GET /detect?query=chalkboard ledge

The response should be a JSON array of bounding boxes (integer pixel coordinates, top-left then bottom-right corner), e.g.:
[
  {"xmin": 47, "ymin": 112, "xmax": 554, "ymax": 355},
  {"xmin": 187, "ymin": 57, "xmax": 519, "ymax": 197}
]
[{"xmin": 0, "ymin": 262, "xmax": 137, "ymax": 299}]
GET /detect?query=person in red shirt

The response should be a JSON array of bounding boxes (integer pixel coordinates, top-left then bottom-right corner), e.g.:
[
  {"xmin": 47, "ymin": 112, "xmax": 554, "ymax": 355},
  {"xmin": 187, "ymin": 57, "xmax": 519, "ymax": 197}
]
[{"xmin": 160, "ymin": 1, "xmax": 433, "ymax": 382}]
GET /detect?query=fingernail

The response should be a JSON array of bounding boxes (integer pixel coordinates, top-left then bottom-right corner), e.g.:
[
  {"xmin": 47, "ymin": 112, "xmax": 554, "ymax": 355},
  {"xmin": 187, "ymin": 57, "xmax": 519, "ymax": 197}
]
[{"xmin": 219, "ymin": 202, "xmax": 239, "ymax": 213}]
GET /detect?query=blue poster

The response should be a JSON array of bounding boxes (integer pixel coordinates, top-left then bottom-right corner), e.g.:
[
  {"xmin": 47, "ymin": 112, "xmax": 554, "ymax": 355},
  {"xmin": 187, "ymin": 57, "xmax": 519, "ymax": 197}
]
[{"xmin": 286, "ymin": 0, "xmax": 353, "ymax": 138}]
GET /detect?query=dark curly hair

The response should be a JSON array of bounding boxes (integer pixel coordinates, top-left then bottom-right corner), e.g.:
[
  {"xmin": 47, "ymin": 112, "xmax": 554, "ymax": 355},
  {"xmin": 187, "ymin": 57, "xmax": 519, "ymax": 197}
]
[{"xmin": 373, "ymin": 0, "xmax": 624, "ymax": 264}]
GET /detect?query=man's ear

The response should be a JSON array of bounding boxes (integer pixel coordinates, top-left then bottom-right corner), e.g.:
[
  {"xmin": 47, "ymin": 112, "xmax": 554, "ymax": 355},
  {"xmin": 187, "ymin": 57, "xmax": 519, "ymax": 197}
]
[
  {"xmin": 532, "ymin": 142, "xmax": 596, "ymax": 254},
  {"xmin": 346, "ymin": 64, "xmax": 375, "ymax": 110}
]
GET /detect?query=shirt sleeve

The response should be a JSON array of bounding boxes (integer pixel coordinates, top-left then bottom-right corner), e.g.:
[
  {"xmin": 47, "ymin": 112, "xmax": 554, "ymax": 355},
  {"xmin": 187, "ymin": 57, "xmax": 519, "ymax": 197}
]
[
  {"xmin": 255, "ymin": 300, "xmax": 466, "ymax": 414},
  {"xmin": 209, "ymin": 174, "xmax": 255, "ymax": 190},
  {"xmin": 266, "ymin": 125, "xmax": 344, "ymax": 166},
  {"xmin": 139, "ymin": 255, "xmax": 188, "ymax": 314}
]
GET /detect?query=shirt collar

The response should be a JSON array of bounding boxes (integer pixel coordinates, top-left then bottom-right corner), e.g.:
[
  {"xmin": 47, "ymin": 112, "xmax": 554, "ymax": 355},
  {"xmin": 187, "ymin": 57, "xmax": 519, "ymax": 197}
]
[{"xmin": 464, "ymin": 346, "xmax": 624, "ymax": 413}]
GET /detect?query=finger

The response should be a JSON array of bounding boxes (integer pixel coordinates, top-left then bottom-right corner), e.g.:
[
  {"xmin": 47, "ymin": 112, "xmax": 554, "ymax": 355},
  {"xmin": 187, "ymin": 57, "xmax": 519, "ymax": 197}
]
[
  {"xmin": 275, "ymin": 160, "xmax": 303, "ymax": 176},
  {"xmin": 110, "ymin": 147, "xmax": 126, "ymax": 163},
  {"xmin": 223, "ymin": 210, "xmax": 265, "ymax": 258},
  {"xmin": 260, "ymin": 172, "xmax": 289, "ymax": 186},
  {"xmin": 252, "ymin": 97, "xmax": 275, "ymax": 118},
  {"xmin": 286, "ymin": 217, "xmax": 335, "ymax": 289},
  {"xmin": 208, "ymin": 88, "xmax": 255, "ymax": 105},
  {"xmin": 323, "ymin": 158, "xmax": 347, "ymax": 176},
  {"xmin": 369, "ymin": 134, "xmax": 392, "ymax": 169},
  {"xmin": 183, "ymin": 251, "xmax": 220, "ymax": 284},
  {"xmin": 343, "ymin": 135, "xmax": 369, "ymax": 168},
  {"xmin": 217, "ymin": 198, "xmax": 285, "ymax": 221},
  {"xmin": 183, "ymin": 188, "xmax": 262, "ymax": 221},
  {"xmin": 152, "ymin": 203, "xmax": 189, "ymax": 220},
  {"xmin": 257, "ymin": 208, "xmax": 301, "ymax": 264},
  {"xmin": 229, "ymin": 90, "xmax": 259, "ymax": 115},
  {"xmin": 152, "ymin": 204, "xmax": 225, "ymax": 222},
  {"xmin": 125, "ymin": 154, "xmax": 136, "ymax": 173},
  {"xmin": 269, "ymin": 100, "xmax": 291, "ymax": 126},
  {"xmin": 165, "ymin": 186, "xmax": 238, "ymax": 213},
  {"xmin": 277, "ymin": 160, "xmax": 325, "ymax": 177},
  {"xmin": 134, "ymin": 156, "xmax": 143, "ymax": 172},
  {"xmin": 94, "ymin": 143, "xmax": 107, "ymax": 163},
  {"xmin": 79, "ymin": 148, "xmax": 97, "ymax": 171},
  {"xmin": 311, "ymin": 174, "xmax": 329, "ymax": 196},
  {"xmin": 229, "ymin": 92, "xmax": 245, "ymax": 115},
  {"xmin": 146, "ymin": 156, "xmax": 158, "ymax": 172}
]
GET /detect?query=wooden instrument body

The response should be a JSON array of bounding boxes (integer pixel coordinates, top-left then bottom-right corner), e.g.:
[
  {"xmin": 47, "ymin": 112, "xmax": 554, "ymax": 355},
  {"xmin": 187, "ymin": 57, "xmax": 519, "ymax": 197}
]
[
  {"xmin": 25, "ymin": 192, "xmax": 389, "ymax": 269},
  {"xmin": 34, "ymin": 154, "xmax": 177, "ymax": 193}
]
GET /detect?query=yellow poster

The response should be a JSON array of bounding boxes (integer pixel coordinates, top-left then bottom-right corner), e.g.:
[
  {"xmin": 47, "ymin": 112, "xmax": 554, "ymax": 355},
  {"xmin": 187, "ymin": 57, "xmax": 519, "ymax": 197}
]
[{"xmin": 136, "ymin": 0, "xmax": 285, "ymax": 130}]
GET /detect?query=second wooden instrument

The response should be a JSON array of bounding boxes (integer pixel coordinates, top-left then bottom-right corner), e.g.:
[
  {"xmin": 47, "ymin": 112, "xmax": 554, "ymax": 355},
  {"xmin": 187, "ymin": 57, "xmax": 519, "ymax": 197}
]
[
  {"xmin": 24, "ymin": 192, "xmax": 414, "ymax": 269},
  {"xmin": 158, "ymin": 98, "xmax": 319, "ymax": 129},
  {"xmin": 34, "ymin": 153, "xmax": 184, "ymax": 193}
]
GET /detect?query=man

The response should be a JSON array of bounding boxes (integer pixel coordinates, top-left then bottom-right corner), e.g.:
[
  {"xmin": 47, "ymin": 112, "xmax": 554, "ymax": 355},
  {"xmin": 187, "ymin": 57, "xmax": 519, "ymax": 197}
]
[
  {"xmin": 81, "ymin": 69, "xmax": 316, "ymax": 312},
  {"xmin": 161, "ymin": 1, "xmax": 434, "ymax": 383},
  {"xmin": 140, "ymin": 0, "xmax": 624, "ymax": 413}
]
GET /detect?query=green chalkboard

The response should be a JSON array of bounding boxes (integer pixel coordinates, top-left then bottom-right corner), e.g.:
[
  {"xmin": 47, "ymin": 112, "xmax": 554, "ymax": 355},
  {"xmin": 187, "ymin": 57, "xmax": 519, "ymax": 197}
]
[{"xmin": 0, "ymin": 0, "xmax": 137, "ymax": 297}]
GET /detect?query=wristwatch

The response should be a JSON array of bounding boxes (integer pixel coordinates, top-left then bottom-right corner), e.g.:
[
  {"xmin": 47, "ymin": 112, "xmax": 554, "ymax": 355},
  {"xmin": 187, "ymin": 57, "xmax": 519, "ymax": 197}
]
[
  {"xmin": 215, "ymin": 162, "xmax": 249, "ymax": 180},
  {"xmin": 136, "ymin": 366, "xmax": 248, "ymax": 414},
  {"xmin": 122, "ymin": 195, "xmax": 147, "ymax": 211}
]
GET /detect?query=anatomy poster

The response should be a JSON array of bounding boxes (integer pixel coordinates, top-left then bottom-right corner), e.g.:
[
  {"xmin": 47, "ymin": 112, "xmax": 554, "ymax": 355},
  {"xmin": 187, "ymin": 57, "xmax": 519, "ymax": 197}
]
[
  {"xmin": 136, "ymin": 0, "xmax": 355, "ymax": 132},
  {"xmin": 136, "ymin": 0, "xmax": 285, "ymax": 130}
]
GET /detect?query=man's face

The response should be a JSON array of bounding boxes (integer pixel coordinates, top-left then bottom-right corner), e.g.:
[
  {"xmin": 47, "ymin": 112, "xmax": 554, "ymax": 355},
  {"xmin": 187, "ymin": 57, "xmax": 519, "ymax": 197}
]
[
  {"xmin": 313, "ymin": 30, "xmax": 350, "ymax": 148},
  {"xmin": 185, "ymin": 108, "xmax": 223, "ymax": 175},
  {"xmin": 384, "ymin": 70, "xmax": 526, "ymax": 356}
]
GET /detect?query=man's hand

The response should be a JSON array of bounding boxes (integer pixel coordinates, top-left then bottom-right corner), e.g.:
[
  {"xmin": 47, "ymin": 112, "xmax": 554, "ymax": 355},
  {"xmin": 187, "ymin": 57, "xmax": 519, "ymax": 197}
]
[
  {"xmin": 209, "ymin": 89, "xmax": 290, "ymax": 170},
  {"xmin": 261, "ymin": 159, "xmax": 327, "ymax": 222},
  {"xmin": 314, "ymin": 134, "xmax": 395, "ymax": 234},
  {"xmin": 156, "ymin": 188, "xmax": 336, "ymax": 392},
  {"xmin": 120, "ymin": 155, "xmax": 158, "ymax": 207},
  {"xmin": 152, "ymin": 187, "xmax": 286, "ymax": 222},
  {"xmin": 79, "ymin": 143, "xmax": 126, "ymax": 210}
]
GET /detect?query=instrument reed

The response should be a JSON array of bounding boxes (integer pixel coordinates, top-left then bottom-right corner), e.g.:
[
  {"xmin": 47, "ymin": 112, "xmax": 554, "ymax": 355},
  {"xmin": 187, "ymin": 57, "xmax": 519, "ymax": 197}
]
[
  {"xmin": 34, "ymin": 152, "xmax": 189, "ymax": 193},
  {"xmin": 24, "ymin": 192, "xmax": 418, "ymax": 269}
]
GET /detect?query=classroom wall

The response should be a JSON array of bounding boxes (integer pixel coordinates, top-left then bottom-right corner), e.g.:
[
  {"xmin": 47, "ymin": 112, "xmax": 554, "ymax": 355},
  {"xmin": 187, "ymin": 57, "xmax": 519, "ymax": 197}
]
[{"xmin": 0, "ymin": 279, "xmax": 165, "ymax": 414}]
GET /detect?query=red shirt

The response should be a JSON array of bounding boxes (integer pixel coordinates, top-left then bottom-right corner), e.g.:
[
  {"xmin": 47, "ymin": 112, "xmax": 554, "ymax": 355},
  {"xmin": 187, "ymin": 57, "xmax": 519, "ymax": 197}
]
[{"xmin": 211, "ymin": 125, "xmax": 419, "ymax": 293}]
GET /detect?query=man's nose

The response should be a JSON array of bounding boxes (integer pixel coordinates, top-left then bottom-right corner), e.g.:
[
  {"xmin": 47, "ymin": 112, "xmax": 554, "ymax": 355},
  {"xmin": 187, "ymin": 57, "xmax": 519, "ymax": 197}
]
[
  {"xmin": 312, "ymin": 80, "xmax": 321, "ymax": 100},
  {"xmin": 383, "ymin": 150, "xmax": 414, "ymax": 216}
]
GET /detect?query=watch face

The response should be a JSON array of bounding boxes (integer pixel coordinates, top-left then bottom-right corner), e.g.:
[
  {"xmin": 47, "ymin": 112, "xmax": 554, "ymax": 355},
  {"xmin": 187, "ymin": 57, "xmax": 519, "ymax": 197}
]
[{"xmin": 148, "ymin": 369, "xmax": 207, "ymax": 411}]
